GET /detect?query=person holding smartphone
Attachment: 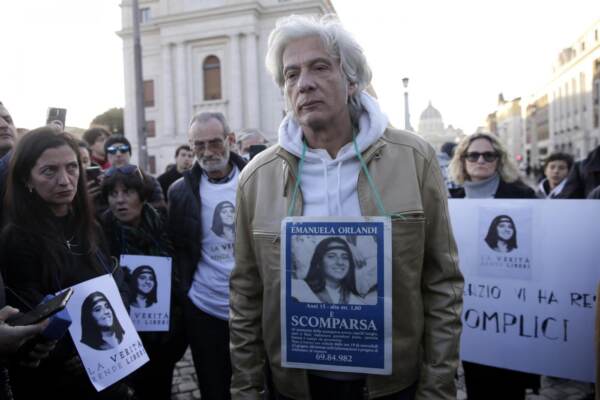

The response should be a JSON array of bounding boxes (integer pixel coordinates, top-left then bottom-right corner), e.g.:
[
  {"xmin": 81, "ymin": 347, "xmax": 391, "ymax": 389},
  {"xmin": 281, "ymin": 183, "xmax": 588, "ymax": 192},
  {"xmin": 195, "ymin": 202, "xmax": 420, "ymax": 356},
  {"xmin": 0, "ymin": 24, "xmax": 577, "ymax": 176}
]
[{"xmin": 0, "ymin": 127, "xmax": 133, "ymax": 399}]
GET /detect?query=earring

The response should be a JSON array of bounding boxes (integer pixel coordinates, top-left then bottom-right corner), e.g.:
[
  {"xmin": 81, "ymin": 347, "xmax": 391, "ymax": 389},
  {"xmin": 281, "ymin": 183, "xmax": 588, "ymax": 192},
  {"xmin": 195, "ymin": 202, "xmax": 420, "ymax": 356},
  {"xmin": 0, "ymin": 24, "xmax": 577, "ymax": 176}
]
[{"xmin": 27, "ymin": 186, "xmax": 33, "ymax": 193}]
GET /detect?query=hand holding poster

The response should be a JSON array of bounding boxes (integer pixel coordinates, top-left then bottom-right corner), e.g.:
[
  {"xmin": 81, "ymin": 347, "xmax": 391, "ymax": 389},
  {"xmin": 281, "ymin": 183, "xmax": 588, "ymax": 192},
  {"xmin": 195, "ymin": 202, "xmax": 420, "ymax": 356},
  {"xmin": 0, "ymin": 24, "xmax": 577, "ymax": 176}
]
[
  {"xmin": 281, "ymin": 217, "xmax": 391, "ymax": 374},
  {"xmin": 450, "ymin": 199, "xmax": 600, "ymax": 382},
  {"xmin": 66, "ymin": 274, "xmax": 149, "ymax": 392},
  {"xmin": 120, "ymin": 255, "xmax": 172, "ymax": 332}
]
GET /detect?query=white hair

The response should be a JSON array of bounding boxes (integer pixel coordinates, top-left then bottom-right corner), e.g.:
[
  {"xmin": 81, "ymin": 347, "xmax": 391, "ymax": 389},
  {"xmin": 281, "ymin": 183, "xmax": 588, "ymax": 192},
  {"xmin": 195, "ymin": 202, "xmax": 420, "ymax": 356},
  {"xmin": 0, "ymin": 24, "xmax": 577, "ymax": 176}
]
[{"xmin": 265, "ymin": 14, "xmax": 372, "ymax": 127}]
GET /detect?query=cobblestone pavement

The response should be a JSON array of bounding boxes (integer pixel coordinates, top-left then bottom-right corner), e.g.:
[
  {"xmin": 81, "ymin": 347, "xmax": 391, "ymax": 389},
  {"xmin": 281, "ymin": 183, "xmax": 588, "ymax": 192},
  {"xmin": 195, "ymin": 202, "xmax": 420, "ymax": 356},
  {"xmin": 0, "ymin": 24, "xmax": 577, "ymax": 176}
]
[
  {"xmin": 169, "ymin": 354, "xmax": 594, "ymax": 400},
  {"xmin": 171, "ymin": 348, "xmax": 200, "ymax": 400}
]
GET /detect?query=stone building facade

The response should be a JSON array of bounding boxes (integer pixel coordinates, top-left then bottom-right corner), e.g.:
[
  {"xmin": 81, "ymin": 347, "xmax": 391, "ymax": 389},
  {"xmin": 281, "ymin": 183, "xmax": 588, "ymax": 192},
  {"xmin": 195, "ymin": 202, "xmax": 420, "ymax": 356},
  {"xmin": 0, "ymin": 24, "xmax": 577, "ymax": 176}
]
[{"xmin": 118, "ymin": 0, "xmax": 334, "ymax": 173}]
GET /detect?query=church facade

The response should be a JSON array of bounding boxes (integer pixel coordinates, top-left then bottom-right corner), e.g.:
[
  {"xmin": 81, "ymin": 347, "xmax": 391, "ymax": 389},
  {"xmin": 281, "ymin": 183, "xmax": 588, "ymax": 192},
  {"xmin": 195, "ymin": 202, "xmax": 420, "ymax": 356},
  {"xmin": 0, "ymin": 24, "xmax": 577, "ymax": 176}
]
[{"xmin": 118, "ymin": 0, "xmax": 334, "ymax": 173}]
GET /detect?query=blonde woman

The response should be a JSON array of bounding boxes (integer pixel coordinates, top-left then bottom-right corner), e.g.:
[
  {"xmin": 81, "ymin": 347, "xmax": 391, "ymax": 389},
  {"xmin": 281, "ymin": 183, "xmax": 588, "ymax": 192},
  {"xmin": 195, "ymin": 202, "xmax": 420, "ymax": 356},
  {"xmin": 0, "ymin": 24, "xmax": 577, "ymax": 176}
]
[
  {"xmin": 449, "ymin": 132, "xmax": 537, "ymax": 399},
  {"xmin": 449, "ymin": 132, "xmax": 535, "ymax": 199}
]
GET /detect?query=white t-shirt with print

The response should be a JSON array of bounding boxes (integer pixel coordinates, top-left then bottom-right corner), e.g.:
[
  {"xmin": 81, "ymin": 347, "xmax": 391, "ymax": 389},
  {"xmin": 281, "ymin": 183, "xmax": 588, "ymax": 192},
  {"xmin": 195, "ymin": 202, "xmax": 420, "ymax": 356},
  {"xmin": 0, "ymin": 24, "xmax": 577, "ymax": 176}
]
[{"xmin": 188, "ymin": 166, "xmax": 239, "ymax": 320}]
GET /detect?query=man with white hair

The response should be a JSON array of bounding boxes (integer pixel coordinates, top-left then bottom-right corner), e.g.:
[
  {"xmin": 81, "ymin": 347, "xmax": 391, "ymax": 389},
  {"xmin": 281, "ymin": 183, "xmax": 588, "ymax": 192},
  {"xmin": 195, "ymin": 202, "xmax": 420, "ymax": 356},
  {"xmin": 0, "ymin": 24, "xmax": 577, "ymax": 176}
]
[
  {"xmin": 229, "ymin": 14, "xmax": 463, "ymax": 400},
  {"xmin": 168, "ymin": 112, "xmax": 246, "ymax": 400}
]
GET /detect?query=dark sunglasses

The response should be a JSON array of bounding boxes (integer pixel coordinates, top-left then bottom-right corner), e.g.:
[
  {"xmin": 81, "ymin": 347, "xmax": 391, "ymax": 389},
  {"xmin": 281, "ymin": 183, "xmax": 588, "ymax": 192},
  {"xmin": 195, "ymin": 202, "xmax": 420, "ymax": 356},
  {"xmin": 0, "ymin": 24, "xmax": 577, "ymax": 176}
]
[
  {"xmin": 106, "ymin": 144, "xmax": 130, "ymax": 155},
  {"xmin": 463, "ymin": 151, "xmax": 499, "ymax": 163},
  {"xmin": 104, "ymin": 165, "xmax": 144, "ymax": 181}
]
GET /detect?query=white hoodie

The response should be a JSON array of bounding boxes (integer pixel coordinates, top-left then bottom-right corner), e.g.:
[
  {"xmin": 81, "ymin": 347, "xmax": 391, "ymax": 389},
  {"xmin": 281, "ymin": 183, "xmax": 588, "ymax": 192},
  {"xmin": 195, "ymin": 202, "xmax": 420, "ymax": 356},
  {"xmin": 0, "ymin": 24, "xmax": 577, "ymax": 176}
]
[{"xmin": 278, "ymin": 92, "xmax": 389, "ymax": 217}]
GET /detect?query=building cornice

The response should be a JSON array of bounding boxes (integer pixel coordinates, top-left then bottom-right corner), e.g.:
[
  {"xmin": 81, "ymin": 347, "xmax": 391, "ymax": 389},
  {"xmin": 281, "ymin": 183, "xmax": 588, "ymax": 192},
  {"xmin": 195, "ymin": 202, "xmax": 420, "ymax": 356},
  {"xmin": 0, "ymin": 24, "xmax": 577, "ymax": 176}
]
[{"xmin": 117, "ymin": 1, "xmax": 334, "ymax": 38}]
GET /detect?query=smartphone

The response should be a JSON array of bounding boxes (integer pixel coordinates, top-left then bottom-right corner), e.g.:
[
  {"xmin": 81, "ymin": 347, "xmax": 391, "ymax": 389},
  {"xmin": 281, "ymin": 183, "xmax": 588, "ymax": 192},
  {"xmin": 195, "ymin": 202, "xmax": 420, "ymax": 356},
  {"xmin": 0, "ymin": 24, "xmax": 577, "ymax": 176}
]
[
  {"xmin": 6, "ymin": 288, "xmax": 74, "ymax": 326},
  {"xmin": 46, "ymin": 107, "xmax": 67, "ymax": 129},
  {"xmin": 85, "ymin": 166, "xmax": 102, "ymax": 182}
]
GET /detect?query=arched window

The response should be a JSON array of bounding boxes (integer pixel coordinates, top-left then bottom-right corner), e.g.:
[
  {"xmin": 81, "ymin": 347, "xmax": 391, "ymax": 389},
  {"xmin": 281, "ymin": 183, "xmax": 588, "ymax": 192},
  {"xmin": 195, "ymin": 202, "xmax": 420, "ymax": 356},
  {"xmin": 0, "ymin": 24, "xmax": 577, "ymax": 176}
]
[{"xmin": 203, "ymin": 55, "xmax": 221, "ymax": 100}]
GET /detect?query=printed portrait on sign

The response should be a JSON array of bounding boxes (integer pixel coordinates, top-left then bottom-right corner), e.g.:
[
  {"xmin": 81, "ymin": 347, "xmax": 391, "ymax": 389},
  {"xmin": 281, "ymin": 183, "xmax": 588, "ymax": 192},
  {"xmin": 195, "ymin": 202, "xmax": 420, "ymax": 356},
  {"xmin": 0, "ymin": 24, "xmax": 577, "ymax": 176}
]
[
  {"xmin": 129, "ymin": 265, "xmax": 158, "ymax": 309},
  {"xmin": 211, "ymin": 200, "xmax": 235, "ymax": 241},
  {"xmin": 80, "ymin": 292, "xmax": 125, "ymax": 351},
  {"xmin": 291, "ymin": 235, "xmax": 378, "ymax": 305},
  {"xmin": 484, "ymin": 215, "xmax": 518, "ymax": 253},
  {"xmin": 478, "ymin": 207, "xmax": 533, "ymax": 280}
]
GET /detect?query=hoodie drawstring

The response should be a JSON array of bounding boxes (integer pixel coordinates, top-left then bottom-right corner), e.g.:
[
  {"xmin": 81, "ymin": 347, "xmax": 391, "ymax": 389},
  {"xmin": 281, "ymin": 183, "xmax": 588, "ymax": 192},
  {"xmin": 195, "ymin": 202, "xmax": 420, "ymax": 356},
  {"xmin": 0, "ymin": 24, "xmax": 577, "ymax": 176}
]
[{"xmin": 287, "ymin": 135, "xmax": 390, "ymax": 218}]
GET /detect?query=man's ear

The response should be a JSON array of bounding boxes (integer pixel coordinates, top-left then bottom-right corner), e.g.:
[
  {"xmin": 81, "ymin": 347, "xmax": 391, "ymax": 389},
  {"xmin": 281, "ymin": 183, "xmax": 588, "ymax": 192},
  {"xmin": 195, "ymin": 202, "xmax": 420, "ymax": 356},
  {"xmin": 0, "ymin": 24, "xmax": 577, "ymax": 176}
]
[
  {"xmin": 226, "ymin": 132, "xmax": 236, "ymax": 146},
  {"xmin": 348, "ymin": 82, "xmax": 358, "ymax": 97}
]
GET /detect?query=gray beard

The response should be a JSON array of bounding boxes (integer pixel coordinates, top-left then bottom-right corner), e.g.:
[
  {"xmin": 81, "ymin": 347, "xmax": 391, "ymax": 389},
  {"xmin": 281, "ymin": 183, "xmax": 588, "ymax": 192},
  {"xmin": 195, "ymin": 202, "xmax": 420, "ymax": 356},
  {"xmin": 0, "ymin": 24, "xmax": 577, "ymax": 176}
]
[{"xmin": 199, "ymin": 153, "xmax": 229, "ymax": 173}]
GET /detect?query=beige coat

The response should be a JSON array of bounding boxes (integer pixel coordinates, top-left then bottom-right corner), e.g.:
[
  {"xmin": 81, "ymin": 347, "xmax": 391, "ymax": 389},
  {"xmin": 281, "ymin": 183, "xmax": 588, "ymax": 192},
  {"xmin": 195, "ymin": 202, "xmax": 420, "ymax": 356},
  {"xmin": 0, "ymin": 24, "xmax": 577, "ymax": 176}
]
[{"xmin": 229, "ymin": 128, "xmax": 464, "ymax": 399}]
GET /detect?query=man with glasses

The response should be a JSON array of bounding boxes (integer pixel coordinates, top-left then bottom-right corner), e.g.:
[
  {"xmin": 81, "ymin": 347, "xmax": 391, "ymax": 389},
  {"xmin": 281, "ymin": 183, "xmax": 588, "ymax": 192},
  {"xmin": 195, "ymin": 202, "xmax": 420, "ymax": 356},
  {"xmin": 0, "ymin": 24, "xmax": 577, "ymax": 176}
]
[{"xmin": 167, "ymin": 112, "xmax": 246, "ymax": 400}]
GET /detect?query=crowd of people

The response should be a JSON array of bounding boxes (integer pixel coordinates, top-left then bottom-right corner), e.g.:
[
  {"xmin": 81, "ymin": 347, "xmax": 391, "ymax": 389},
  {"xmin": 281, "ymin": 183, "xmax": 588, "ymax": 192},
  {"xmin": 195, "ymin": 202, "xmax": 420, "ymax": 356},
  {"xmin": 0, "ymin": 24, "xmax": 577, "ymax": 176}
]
[{"xmin": 0, "ymin": 12, "xmax": 597, "ymax": 400}]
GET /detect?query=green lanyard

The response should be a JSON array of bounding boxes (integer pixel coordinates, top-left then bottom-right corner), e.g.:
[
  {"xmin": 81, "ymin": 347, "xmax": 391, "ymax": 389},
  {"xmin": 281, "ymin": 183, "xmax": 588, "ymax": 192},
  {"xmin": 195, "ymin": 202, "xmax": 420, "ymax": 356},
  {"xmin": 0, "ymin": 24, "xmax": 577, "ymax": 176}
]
[{"xmin": 287, "ymin": 134, "xmax": 388, "ymax": 217}]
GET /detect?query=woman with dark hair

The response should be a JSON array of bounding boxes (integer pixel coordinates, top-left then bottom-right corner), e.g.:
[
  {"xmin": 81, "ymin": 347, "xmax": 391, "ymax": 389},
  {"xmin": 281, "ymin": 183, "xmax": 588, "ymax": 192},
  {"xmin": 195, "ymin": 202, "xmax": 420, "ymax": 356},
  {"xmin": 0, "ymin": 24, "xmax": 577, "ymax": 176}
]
[
  {"xmin": 211, "ymin": 200, "xmax": 235, "ymax": 241},
  {"xmin": 484, "ymin": 215, "xmax": 517, "ymax": 253},
  {"xmin": 81, "ymin": 292, "xmax": 125, "ymax": 350},
  {"xmin": 303, "ymin": 237, "xmax": 362, "ymax": 304},
  {"xmin": 130, "ymin": 266, "xmax": 157, "ymax": 308},
  {"xmin": 99, "ymin": 166, "xmax": 186, "ymax": 400},
  {"xmin": 0, "ymin": 126, "xmax": 132, "ymax": 399}
]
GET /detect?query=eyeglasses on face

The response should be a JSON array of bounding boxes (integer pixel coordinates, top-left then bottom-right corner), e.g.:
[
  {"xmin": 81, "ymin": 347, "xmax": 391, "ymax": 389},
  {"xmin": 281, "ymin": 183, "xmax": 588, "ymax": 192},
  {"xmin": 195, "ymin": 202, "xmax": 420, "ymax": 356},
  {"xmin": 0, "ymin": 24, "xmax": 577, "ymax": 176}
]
[
  {"xmin": 192, "ymin": 138, "xmax": 226, "ymax": 153},
  {"xmin": 106, "ymin": 144, "xmax": 130, "ymax": 155},
  {"xmin": 463, "ymin": 151, "xmax": 499, "ymax": 163},
  {"xmin": 104, "ymin": 165, "xmax": 144, "ymax": 182}
]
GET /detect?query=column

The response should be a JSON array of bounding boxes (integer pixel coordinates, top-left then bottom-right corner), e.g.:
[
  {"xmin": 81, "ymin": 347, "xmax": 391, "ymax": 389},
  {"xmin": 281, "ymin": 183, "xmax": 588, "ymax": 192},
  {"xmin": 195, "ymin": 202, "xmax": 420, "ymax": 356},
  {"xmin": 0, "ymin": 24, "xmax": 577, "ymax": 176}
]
[
  {"xmin": 244, "ymin": 32, "xmax": 260, "ymax": 130},
  {"xmin": 229, "ymin": 33, "xmax": 243, "ymax": 131},
  {"xmin": 175, "ymin": 42, "xmax": 189, "ymax": 138},
  {"xmin": 161, "ymin": 43, "xmax": 176, "ymax": 137}
]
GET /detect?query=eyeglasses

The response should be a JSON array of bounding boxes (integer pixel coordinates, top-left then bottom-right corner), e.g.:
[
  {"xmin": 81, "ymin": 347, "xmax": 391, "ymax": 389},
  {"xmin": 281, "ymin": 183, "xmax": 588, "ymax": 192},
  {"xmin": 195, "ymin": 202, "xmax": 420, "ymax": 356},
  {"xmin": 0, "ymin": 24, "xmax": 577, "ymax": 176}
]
[
  {"xmin": 192, "ymin": 138, "xmax": 225, "ymax": 153},
  {"xmin": 106, "ymin": 144, "xmax": 130, "ymax": 155},
  {"xmin": 463, "ymin": 151, "xmax": 499, "ymax": 163},
  {"xmin": 104, "ymin": 165, "xmax": 144, "ymax": 182}
]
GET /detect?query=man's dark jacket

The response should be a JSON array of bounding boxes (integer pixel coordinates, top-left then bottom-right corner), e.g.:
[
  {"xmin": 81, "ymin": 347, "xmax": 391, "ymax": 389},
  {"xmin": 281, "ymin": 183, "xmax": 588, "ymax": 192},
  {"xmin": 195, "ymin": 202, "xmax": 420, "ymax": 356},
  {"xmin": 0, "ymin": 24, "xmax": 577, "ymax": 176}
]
[
  {"xmin": 558, "ymin": 145, "xmax": 600, "ymax": 198},
  {"xmin": 157, "ymin": 167, "xmax": 183, "ymax": 200},
  {"xmin": 167, "ymin": 153, "xmax": 246, "ymax": 301}
]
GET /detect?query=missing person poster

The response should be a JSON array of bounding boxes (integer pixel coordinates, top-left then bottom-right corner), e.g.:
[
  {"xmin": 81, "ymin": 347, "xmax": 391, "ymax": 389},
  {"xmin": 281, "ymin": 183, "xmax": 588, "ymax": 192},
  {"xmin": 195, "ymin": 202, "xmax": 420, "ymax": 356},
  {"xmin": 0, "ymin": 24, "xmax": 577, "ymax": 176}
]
[
  {"xmin": 120, "ymin": 255, "xmax": 172, "ymax": 332},
  {"xmin": 66, "ymin": 274, "xmax": 149, "ymax": 392},
  {"xmin": 449, "ymin": 199, "xmax": 600, "ymax": 382},
  {"xmin": 281, "ymin": 216, "xmax": 392, "ymax": 374}
]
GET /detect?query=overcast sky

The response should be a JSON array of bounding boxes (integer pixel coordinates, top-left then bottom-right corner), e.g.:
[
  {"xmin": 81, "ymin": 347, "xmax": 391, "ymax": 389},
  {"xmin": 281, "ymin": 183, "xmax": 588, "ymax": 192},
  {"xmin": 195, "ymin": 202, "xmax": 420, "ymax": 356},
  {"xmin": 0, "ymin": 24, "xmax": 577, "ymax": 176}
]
[{"xmin": 1, "ymin": 1, "xmax": 598, "ymax": 134}]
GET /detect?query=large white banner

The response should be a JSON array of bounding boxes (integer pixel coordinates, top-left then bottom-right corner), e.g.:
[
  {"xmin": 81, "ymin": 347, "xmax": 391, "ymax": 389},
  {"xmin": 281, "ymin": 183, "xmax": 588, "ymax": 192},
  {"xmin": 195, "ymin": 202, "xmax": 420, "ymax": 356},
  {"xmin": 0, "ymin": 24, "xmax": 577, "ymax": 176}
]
[{"xmin": 449, "ymin": 199, "xmax": 600, "ymax": 382}]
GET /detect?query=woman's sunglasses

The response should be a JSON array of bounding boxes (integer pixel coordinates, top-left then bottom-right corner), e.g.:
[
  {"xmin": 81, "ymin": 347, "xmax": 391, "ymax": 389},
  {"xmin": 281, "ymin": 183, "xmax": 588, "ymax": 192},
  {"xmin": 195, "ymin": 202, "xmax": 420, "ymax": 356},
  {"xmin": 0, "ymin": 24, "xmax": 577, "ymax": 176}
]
[
  {"xmin": 106, "ymin": 144, "xmax": 130, "ymax": 155},
  {"xmin": 104, "ymin": 165, "xmax": 144, "ymax": 181},
  {"xmin": 463, "ymin": 151, "xmax": 499, "ymax": 163}
]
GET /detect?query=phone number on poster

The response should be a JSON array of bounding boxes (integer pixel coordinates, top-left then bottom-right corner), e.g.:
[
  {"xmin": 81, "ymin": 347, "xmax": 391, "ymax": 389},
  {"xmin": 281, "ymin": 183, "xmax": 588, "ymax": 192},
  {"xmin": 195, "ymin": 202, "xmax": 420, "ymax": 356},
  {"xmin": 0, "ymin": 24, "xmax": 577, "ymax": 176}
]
[{"xmin": 315, "ymin": 353, "xmax": 353, "ymax": 362}]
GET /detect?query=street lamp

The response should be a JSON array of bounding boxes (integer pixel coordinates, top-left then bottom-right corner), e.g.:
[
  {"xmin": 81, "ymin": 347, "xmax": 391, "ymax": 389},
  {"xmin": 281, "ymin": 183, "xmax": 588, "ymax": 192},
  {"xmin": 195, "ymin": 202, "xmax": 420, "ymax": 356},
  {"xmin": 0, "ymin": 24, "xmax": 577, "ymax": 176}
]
[{"xmin": 402, "ymin": 77, "xmax": 413, "ymax": 131}]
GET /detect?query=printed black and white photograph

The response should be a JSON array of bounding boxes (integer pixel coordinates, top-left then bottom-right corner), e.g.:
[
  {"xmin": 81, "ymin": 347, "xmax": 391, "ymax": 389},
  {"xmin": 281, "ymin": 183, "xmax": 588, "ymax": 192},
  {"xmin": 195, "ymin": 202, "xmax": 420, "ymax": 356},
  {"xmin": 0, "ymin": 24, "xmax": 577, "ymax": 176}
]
[
  {"xmin": 290, "ymin": 235, "xmax": 378, "ymax": 305},
  {"xmin": 484, "ymin": 215, "xmax": 518, "ymax": 253},
  {"xmin": 478, "ymin": 206, "xmax": 533, "ymax": 280},
  {"xmin": 66, "ymin": 274, "xmax": 149, "ymax": 392},
  {"xmin": 129, "ymin": 265, "xmax": 158, "ymax": 308},
  {"xmin": 120, "ymin": 254, "xmax": 172, "ymax": 332},
  {"xmin": 211, "ymin": 200, "xmax": 235, "ymax": 241},
  {"xmin": 80, "ymin": 291, "xmax": 125, "ymax": 351}
]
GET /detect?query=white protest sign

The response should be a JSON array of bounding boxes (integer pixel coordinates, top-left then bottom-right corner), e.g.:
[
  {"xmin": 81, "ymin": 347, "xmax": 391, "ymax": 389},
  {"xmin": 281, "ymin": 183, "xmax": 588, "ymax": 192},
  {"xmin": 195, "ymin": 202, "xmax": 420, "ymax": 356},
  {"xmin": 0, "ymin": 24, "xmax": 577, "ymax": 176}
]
[
  {"xmin": 120, "ymin": 255, "xmax": 172, "ymax": 332},
  {"xmin": 66, "ymin": 274, "xmax": 149, "ymax": 391},
  {"xmin": 449, "ymin": 199, "xmax": 600, "ymax": 382}
]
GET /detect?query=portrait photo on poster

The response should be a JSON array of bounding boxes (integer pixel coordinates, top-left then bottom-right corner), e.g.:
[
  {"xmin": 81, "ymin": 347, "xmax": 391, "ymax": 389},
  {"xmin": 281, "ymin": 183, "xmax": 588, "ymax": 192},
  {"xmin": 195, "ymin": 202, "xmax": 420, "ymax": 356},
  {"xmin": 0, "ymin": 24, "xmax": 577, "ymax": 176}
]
[
  {"xmin": 120, "ymin": 254, "xmax": 172, "ymax": 332},
  {"xmin": 478, "ymin": 206, "xmax": 533, "ymax": 280},
  {"xmin": 129, "ymin": 265, "xmax": 158, "ymax": 309},
  {"xmin": 80, "ymin": 292, "xmax": 125, "ymax": 351},
  {"xmin": 66, "ymin": 274, "xmax": 149, "ymax": 392},
  {"xmin": 290, "ymin": 235, "xmax": 378, "ymax": 306}
]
